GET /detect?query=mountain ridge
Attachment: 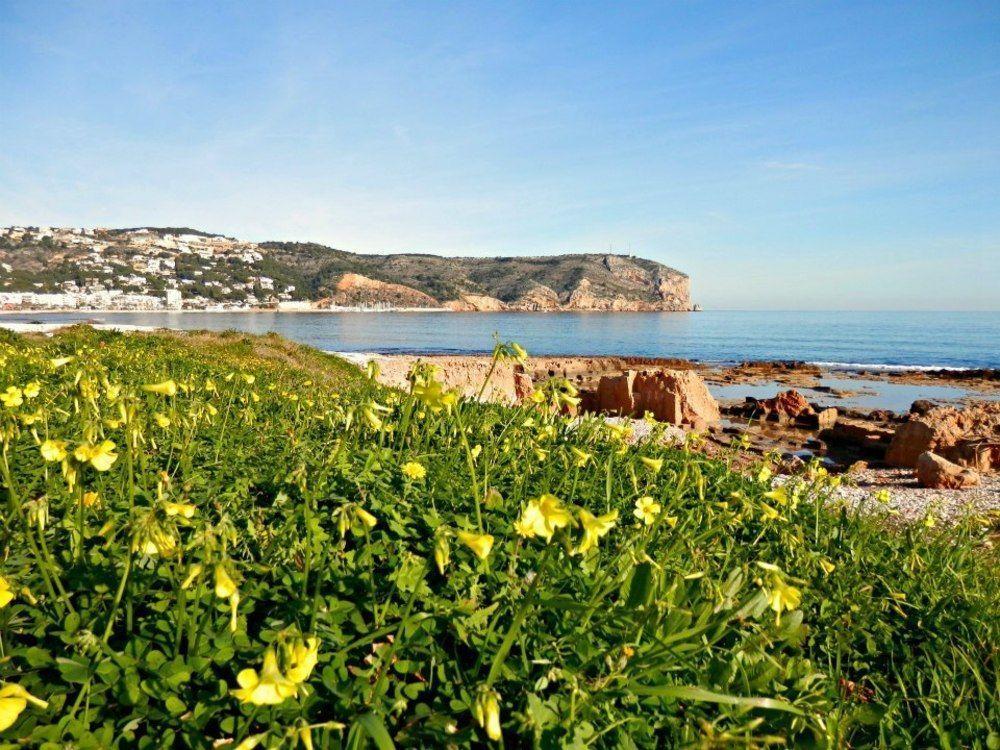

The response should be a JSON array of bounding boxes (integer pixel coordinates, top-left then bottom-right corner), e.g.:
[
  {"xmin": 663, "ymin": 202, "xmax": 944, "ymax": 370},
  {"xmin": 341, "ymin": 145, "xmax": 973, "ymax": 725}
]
[{"xmin": 0, "ymin": 225, "xmax": 692, "ymax": 312}]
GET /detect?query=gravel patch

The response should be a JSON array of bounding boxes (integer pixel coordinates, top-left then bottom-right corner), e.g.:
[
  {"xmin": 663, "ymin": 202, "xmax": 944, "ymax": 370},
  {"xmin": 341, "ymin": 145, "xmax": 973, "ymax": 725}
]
[
  {"xmin": 601, "ymin": 416, "xmax": 687, "ymax": 445},
  {"xmin": 830, "ymin": 467, "xmax": 1000, "ymax": 524}
]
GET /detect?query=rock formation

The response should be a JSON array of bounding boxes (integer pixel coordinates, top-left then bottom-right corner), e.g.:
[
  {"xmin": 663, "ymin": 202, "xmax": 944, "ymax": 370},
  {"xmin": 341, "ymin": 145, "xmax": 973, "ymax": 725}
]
[
  {"xmin": 594, "ymin": 369, "xmax": 720, "ymax": 429},
  {"xmin": 914, "ymin": 451, "xmax": 981, "ymax": 489},
  {"xmin": 330, "ymin": 273, "xmax": 438, "ymax": 308},
  {"xmin": 886, "ymin": 402, "xmax": 1000, "ymax": 472}
]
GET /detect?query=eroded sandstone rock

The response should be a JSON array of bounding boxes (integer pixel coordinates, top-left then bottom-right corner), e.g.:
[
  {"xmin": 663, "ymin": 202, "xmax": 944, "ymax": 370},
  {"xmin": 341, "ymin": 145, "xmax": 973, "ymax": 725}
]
[
  {"xmin": 594, "ymin": 369, "xmax": 719, "ymax": 428},
  {"xmin": 915, "ymin": 451, "xmax": 980, "ymax": 489},
  {"xmin": 886, "ymin": 402, "xmax": 1000, "ymax": 471}
]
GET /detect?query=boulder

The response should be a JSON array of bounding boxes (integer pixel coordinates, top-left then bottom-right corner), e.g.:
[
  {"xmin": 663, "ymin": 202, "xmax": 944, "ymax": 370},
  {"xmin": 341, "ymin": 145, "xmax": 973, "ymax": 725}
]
[
  {"xmin": 820, "ymin": 418, "xmax": 895, "ymax": 456},
  {"xmin": 740, "ymin": 389, "xmax": 817, "ymax": 425},
  {"xmin": 887, "ymin": 402, "xmax": 1000, "ymax": 470},
  {"xmin": 759, "ymin": 390, "xmax": 814, "ymax": 418},
  {"xmin": 909, "ymin": 399, "xmax": 936, "ymax": 416},
  {"xmin": 513, "ymin": 371, "xmax": 535, "ymax": 402},
  {"xmin": 800, "ymin": 407, "xmax": 838, "ymax": 430},
  {"xmin": 594, "ymin": 369, "xmax": 720, "ymax": 428},
  {"xmin": 914, "ymin": 451, "xmax": 980, "ymax": 489}
]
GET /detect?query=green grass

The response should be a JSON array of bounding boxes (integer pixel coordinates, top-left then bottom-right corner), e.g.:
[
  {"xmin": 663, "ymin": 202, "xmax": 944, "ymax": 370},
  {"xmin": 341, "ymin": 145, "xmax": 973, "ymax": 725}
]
[{"xmin": 0, "ymin": 328, "xmax": 995, "ymax": 748}]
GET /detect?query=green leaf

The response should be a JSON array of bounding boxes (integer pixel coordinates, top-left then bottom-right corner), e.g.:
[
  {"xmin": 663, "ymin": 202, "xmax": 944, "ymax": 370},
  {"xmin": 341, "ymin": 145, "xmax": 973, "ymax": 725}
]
[
  {"xmin": 57, "ymin": 657, "xmax": 92, "ymax": 684},
  {"xmin": 347, "ymin": 712, "xmax": 396, "ymax": 750},
  {"xmin": 629, "ymin": 683, "xmax": 804, "ymax": 715},
  {"xmin": 626, "ymin": 562, "xmax": 655, "ymax": 609},
  {"xmin": 164, "ymin": 695, "xmax": 187, "ymax": 716},
  {"xmin": 24, "ymin": 647, "xmax": 54, "ymax": 668}
]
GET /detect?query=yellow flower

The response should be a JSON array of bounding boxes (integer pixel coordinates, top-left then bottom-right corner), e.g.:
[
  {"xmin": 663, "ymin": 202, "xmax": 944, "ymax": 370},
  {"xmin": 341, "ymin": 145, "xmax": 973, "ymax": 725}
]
[
  {"xmin": 0, "ymin": 386, "xmax": 23, "ymax": 409},
  {"xmin": 39, "ymin": 439, "xmax": 67, "ymax": 462},
  {"xmin": 576, "ymin": 509, "xmax": 618, "ymax": 554},
  {"xmin": 164, "ymin": 501, "xmax": 196, "ymax": 518},
  {"xmin": 763, "ymin": 487, "xmax": 789, "ymax": 505},
  {"xmin": 639, "ymin": 456, "xmax": 663, "ymax": 474},
  {"xmin": 82, "ymin": 491, "xmax": 101, "ymax": 508},
  {"xmin": 354, "ymin": 507, "xmax": 378, "ymax": 529},
  {"xmin": 215, "ymin": 565, "xmax": 238, "ymax": 599},
  {"xmin": 284, "ymin": 636, "xmax": 320, "ymax": 683},
  {"xmin": 412, "ymin": 380, "xmax": 458, "ymax": 414},
  {"xmin": 154, "ymin": 413, "xmax": 171, "ymax": 428},
  {"xmin": 48, "ymin": 355, "xmax": 74, "ymax": 368},
  {"xmin": 22, "ymin": 382, "xmax": 40, "ymax": 399},
  {"xmin": 473, "ymin": 688, "xmax": 502, "ymax": 742},
  {"xmin": 633, "ymin": 496, "xmax": 661, "ymax": 525},
  {"xmin": 434, "ymin": 531, "xmax": 451, "ymax": 574},
  {"xmin": 361, "ymin": 404, "xmax": 385, "ymax": 430},
  {"xmin": 515, "ymin": 494, "xmax": 572, "ymax": 541},
  {"xmin": 133, "ymin": 522, "xmax": 177, "ymax": 556},
  {"xmin": 768, "ymin": 578, "xmax": 801, "ymax": 616},
  {"xmin": 570, "ymin": 447, "xmax": 592, "ymax": 467},
  {"xmin": 181, "ymin": 564, "xmax": 203, "ymax": 590},
  {"xmin": 457, "ymin": 530, "xmax": 494, "ymax": 560},
  {"xmin": 401, "ymin": 461, "xmax": 426, "ymax": 480},
  {"xmin": 142, "ymin": 379, "xmax": 178, "ymax": 396},
  {"xmin": 231, "ymin": 649, "xmax": 298, "ymax": 706},
  {"xmin": 0, "ymin": 577, "xmax": 14, "ymax": 609},
  {"xmin": 757, "ymin": 562, "xmax": 802, "ymax": 620},
  {"xmin": 74, "ymin": 440, "xmax": 118, "ymax": 471},
  {"xmin": 819, "ymin": 559, "xmax": 836, "ymax": 575},
  {"xmin": 0, "ymin": 683, "xmax": 48, "ymax": 732},
  {"xmin": 758, "ymin": 501, "xmax": 783, "ymax": 521}
]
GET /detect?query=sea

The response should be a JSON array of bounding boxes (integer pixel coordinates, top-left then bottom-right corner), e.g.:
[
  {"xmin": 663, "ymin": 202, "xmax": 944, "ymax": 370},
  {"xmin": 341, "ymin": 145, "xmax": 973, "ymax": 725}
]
[{"xmin": 4, "ymin": 310, "xmax": 998, "ymax": 370}]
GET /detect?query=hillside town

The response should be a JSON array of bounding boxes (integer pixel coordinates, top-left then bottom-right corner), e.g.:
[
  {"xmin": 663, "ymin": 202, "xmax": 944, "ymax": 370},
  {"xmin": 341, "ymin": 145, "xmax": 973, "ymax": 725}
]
[
  {"xmin": 0, "ymin": 226, "xmax": 302, "ymax": 311},
  {"xmin": 0, "ymin": 225, "xmax": 694, "ymax": 313}
]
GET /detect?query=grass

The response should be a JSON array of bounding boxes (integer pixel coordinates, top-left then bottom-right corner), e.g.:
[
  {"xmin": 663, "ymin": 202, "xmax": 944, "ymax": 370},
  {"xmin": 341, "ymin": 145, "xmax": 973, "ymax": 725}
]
[{"xmin": 0, "ymin": 328, "xmax": 996, "ymax": 748}]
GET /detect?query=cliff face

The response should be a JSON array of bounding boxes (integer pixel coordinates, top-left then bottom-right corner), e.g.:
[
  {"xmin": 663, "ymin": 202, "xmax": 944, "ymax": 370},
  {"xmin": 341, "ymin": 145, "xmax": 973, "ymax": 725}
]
[{"xmin": 0, "ymin": 226, "xmax": 693, "ymax": 311}]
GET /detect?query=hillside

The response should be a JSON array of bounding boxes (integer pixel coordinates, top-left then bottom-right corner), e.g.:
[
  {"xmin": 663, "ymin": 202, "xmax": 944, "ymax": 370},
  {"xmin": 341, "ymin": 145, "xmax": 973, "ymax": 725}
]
[{"xmin": 0, "ymin": 226, "xmax": 692, "ymax": 311}]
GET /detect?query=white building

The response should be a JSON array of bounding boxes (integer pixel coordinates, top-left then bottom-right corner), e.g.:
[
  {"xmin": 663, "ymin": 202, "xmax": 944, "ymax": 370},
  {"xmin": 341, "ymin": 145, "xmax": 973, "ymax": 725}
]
[{"xmin": 165, "ymin": 289, "xmax": 183, "ymax": 309}]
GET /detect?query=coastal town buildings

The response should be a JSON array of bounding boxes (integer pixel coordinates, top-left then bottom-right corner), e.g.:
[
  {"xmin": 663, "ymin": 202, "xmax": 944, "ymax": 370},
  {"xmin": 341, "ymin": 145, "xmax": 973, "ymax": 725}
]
[{"xmin": 0, "ymin": 226, "xmax": 300, "ymax": 311}]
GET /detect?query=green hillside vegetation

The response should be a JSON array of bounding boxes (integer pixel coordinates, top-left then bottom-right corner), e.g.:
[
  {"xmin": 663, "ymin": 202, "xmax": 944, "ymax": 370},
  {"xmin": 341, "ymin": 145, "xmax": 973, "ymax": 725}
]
[
  {"xmin": 260, "ymin": 241, "xmax": 684, "ymax": 304},
  {"xmin": 0, "ymin": 328, "xmax": 995, "ymax": 747}
]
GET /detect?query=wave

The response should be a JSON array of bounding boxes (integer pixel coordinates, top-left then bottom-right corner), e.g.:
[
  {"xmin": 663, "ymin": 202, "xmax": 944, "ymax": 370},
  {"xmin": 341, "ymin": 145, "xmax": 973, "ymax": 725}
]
[{"xmin": 807, "ymin": 361, "xmax": 976, "ymax": 372}]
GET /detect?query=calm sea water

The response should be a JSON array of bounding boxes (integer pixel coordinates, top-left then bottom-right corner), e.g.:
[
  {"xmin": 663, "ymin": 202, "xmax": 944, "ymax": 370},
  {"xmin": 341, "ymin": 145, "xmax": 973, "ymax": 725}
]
[{"xmin": 6, "ymin": 310, "xmax": 999, "ymax": 369}]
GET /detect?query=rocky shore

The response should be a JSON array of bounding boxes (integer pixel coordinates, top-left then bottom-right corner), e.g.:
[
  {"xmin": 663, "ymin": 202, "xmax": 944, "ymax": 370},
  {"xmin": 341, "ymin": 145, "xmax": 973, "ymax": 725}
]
[{"xmin": 348, "ymin": 352, "xmax": 1000, "ymax": 524}]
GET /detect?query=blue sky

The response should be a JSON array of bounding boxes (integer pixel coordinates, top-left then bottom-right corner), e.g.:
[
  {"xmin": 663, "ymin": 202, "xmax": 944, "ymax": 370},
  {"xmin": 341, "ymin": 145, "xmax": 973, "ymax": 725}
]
[{"xmin": 1, "ymin": 1, "xmax": 997, "ymax": 310}]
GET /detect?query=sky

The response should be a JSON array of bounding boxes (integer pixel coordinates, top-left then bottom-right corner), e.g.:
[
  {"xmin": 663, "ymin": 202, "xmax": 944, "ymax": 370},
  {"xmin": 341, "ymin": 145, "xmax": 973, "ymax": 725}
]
[{"xmin": 1, "ymin": 1, "xmax": 998, "ymax": 310}]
